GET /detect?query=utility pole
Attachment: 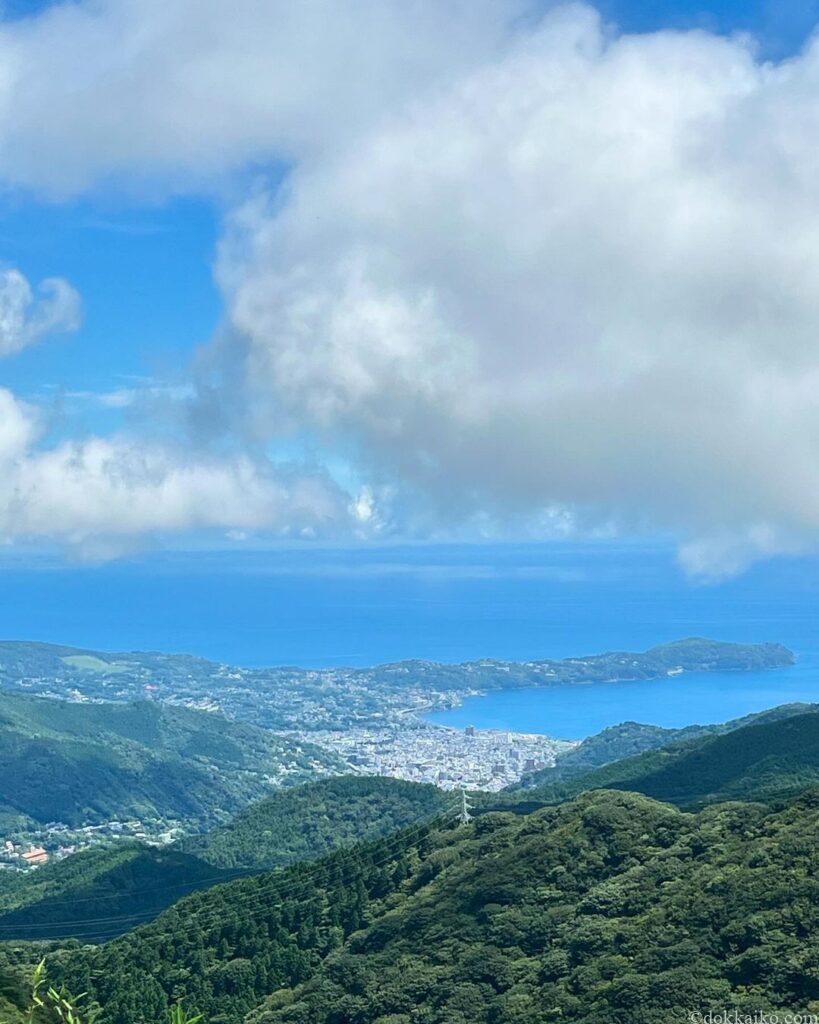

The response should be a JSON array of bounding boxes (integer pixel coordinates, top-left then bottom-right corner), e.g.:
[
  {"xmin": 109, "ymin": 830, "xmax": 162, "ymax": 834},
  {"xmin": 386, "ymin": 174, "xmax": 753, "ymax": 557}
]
[{"xmin": 458, "ymin": 788, "xmax": 472, "ymax": 826}]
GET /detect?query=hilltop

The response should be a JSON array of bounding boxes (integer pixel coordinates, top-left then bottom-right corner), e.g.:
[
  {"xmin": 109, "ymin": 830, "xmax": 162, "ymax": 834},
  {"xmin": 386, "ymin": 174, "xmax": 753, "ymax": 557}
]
[
  {"xmin": 48, "ymin": 787, "xmax": 819, "ymax": 1022},
  {"xmin": 179, "ymin": 775, "xmax": 452, "ymax": 870},
  {"xmin": 0, "ymin": 693, "xmax": 342, "ymax": 831},
  {"xmin": 0, "ymin": 696, "xmax": 816, "ymax": 953},
  {"xmin": 525, "ymin": 706, "xmax": 819, "ymax": 808},
  {"xmin": 0, "ymin": 698, "xmax": 817, "ymax": 1019},
  {"xmin": 0, "ymin": 777, "xmax": 453, "ymax": 942},
  {"xmin": 519, "ymin": 701, "xmax": 817, "ymax": 788}
]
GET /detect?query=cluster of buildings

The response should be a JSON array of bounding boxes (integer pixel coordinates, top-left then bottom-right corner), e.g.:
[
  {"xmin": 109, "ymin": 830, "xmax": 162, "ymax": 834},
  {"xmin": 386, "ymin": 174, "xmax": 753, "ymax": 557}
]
[
  {"xmin": 306, "ymin": 723, "xmax": 576, "ymax": 791},
  {"xmin": 0, "ymin": 817, "xmax": 187, "ymax": 872},
  {"xmin": 0, "ymin": 839, "xmax": 63, "ymax": 869}
]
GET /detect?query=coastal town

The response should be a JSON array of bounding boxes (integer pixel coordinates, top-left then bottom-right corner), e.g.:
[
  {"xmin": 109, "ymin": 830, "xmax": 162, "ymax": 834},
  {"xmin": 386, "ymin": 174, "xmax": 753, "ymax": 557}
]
[
  {"xmin": 0, "ymin": 725, "xmax": 573, "ymax": 872},
  {"xmin": 0, "ymin": 637, "xmax": 789, "ymax": 736},
  {"xmin": 0, "ymin": 723, "xmax": 572, "ymax": 872},
  {"xmin": 303, "ymin": 723, "xmax": 577, "ymax": 791},
  {"xmin": 0, "ymin": 638, "xmax": 792, "ymax": 872}
]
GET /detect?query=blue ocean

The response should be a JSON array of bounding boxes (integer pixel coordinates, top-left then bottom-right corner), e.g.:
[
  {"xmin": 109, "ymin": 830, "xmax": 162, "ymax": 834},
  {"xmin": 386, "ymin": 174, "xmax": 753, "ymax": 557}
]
[{"xmin": 2, "ymin": 541, "xmax": 818, "ymax": 738}]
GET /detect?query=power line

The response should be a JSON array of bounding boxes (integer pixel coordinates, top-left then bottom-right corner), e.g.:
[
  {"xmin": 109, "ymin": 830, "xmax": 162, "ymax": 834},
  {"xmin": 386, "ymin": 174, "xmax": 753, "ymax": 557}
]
[
  {"xmin": 457, "ymin": 789, "xmax": 473, "ymax": 826},
  {"xmin": 0, "ymin": 803, "xmax": 465, "ymax": 939},
  {"xmin": 2, "ymin": 805, "xmax": 451, "ymax": 923},
  {"xmin": 38, "ymin": 808, "xmax": 460, "ymax": 943},
  {"xmin": 0, "ymin": 866, "xmax": 251, "ymax": 909}
]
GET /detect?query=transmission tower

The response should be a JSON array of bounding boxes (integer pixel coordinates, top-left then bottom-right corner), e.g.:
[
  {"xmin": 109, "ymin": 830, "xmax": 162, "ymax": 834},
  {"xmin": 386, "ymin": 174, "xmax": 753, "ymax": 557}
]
[{"xmin": 457, "ymin": 788, "xmax": 473, "ymax": 826}]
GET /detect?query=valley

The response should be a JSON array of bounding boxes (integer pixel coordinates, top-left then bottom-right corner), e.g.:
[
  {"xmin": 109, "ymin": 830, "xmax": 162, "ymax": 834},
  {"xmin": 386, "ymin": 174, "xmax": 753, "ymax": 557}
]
[
  {"xmin": 0, "ymin": 695, "xmax": 343, "ymax": 863},
  {"xmin": 0, "ymin": 635, "xmax": 812, "ymax": 1022},
  {"xmin": 41, "ymin": 779, "xmax": 819, "ymax": 1022},
  {"xmin": 0, "ymin": 637, "xmax": 794, "ymax": 799},
  {"xmin": 7, "ymin": 7, "xmax": 816, "ymax": 1018}
]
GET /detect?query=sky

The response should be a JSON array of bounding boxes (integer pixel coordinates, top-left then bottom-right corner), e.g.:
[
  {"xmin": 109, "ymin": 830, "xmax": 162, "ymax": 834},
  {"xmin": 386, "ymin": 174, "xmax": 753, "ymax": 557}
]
[{"xmin": 1, "ymin": 0, "xmax": 819, "ymax": 579}]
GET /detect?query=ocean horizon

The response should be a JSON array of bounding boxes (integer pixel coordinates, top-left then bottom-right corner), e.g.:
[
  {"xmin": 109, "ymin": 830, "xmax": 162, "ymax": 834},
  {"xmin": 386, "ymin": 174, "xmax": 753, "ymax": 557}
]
[{"xmin": 1, "ymin": 542, "xmax": 817, "ymax": 676}]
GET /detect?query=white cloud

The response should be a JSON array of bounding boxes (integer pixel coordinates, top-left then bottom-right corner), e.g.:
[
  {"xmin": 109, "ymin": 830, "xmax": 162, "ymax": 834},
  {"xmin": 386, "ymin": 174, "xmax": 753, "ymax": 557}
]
[
  {"xmin": 206, "ymin": 4, "xmax": 819, "ymax": 573},
  {"xmin": 0, "ymin": 268, "xmax": 80, "ymax": 355},
  {"xmin": 0, "ymin": 0, "xmax": 519, "ymax": 194},
  {"xmin": 64, "ymin": 382, "xmax": 194, "ymax": 410},
  {"xmin": 2, "ymin": 1, "xmax": 819, "ymax": 571},
  {"xmin": 677, "ymin": 526, "xmax": 801, "ymax": 582},
  {"xmin": 0, "ymin": 388, "xmax": 352, "ymax": 552},
  {"xmin": 0, "ymin": 386, "xmax": 38, "ymax": 461}
]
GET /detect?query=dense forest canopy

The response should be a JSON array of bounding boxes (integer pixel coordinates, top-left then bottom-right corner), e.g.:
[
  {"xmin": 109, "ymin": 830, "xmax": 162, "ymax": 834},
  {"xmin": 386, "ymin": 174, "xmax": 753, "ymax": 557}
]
[
  {"xmin": 0, "ymin": 695, "xmax": 341, "ymax": 830},
  {"xmin": 179, "ymin": 776, "xmax": 452, "ymax": 870},
  {"xmin": 527, "ymin": 707, "xmax": 819, "ymax": 808},
  {"xmin": 0, "ymin": 778, "xmax": 453, "ymax": 944},
  {"xmin": 0, "ymin": 843, "xmax": 239, "ymax": 943},
  {"xmin": 0, "ymin": 695, "xmax": 816, "ymax": 1021},
  {"xmin": 44, "ymin": 787, "xmax": 819, "ymax": 1023},
  {"xmin": 519, "ymin": 702, "xmax": 817, "ymax": 787}
]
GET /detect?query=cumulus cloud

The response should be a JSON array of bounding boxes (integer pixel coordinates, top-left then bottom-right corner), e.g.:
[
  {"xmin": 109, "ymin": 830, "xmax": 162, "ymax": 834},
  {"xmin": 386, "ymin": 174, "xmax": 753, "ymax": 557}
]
[
  {"xmin": 0, "ymin": 388, "xmax": 351, "ymax": 553},
  {"xmin": 0, "ymin": 268, "xmax": 80, "ymax": 355},
  {"xmin": 0, "ymin": 0, "xmax": 518, "ymax": 194},
  {"xmin": 202, "ymin": 4, "xmax": 819, "ymax": 573},
  {"xmin": 3, "ymin": 0, "xmax": 819, "ymax": 570}
]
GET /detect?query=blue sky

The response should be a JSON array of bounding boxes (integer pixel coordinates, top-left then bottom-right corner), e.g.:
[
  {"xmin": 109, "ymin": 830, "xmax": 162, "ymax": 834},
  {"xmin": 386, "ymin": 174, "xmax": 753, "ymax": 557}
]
[
  {"xmin": 1, "ymin": 0, "xmax": 818, "ymax": 579},
  {"xmin": 4, "ymin": 0, "xmax": 815, "ymax": 405},
  {"xmin": 597, "ymin": 0, "xmax": 819, "ymax": 55},
  {"xmin": 0, "ymin": 197, "xmax": 218, "ymax": 413},
  {"xmin": 4, "ymin": 0, "xmax": 814, "ymax": 412}
]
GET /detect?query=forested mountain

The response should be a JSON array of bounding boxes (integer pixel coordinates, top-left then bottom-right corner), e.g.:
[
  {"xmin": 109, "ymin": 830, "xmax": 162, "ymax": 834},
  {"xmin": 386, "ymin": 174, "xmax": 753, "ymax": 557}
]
[
  {"xmin": 520, "ymin": 701, "xmax": 817, "ymax": 788},
  {"xmin": 4, "ymin": 700, "xmax": 815, "ymax": 954},
  {"xmin": 0, "ymin": 842, "xmax": 239, "ymax": 942},
  {"xmin": 0, "ymin": 778, "xmax": 451, "ymax": 942},
  {"xmin": 527, "ymin": 707, "xmax": 819, "ymax": 807},
  {"xmin": 0, "ymin": 694, "xmax": 342, "ymax": 829},
  {"xmin": 47, "ymin": 788, "xmax": 819, "ymax": 1023},
  {"xmin": 179, "ymin": 776, "xmax": 452, "ymax": 870},
  {"xmin": 0, "ymin": 676, "xmax": 816, "ymax": 1022}
]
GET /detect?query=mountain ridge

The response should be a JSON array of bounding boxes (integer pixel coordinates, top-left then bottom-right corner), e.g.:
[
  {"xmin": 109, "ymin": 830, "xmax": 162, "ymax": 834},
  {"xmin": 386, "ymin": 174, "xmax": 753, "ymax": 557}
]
[
  {"xmin": 48, "ymin": 787, "xmax": 819, "ymax": 1023},
  {"xmin": 0, "ymin": 693, "xmax": 343, "ymax": 830},
  {"xmin": 519, "ymin": 700, "xmax": 817, "ymax": 788},
  {"xmin": 524, "ymin": 706, "xmax": 819, "ymax": 808}
]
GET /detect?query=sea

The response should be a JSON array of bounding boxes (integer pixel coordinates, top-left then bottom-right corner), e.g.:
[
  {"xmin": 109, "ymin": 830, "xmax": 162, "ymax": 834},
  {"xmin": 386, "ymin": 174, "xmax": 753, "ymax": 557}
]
[{"xmin": 2, "ymin": 541, "xmax": 819, "ymax": 739}]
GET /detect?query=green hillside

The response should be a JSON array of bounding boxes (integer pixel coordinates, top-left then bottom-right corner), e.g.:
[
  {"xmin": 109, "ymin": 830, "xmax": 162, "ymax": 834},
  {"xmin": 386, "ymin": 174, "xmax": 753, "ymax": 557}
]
[
  {"xmin": 0, "ymin": 694, "xmax": 343, "ymax": 830},
  {"xmin": 47, "ymin": 788, "xmax": 819, "ymax": 1023},
  {"xmin": 528, "ymin": 707, "xmax": 819, "ymax": 807},
  {"xmin": 179, "ymin": 776, "xmax": 452, "ymax": 870},
  {"xmin": 520, "ymin": 702, "xmax": 817, "ymax": 788},
  {"xmin": 0, "ymin": 958, "xmax": 37, "ymax": 1024},
  {"xmin": 0, "ymin": 777, "xmax": 450, "ymax": 943},
  {"xmin": 0, "ymin": 842, "xmax": 240, "ymax": 943}
]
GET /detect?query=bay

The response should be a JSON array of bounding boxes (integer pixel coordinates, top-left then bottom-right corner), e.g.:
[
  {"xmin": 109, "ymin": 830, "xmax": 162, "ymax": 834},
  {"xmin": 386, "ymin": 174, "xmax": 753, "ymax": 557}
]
[
  {"xmin": 423, "ymin": 663, "xmax": 819, "ymax": 739},
  {"xmin": 1, "ymin": 541, "xmax": 819, "ymax": 738}
]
